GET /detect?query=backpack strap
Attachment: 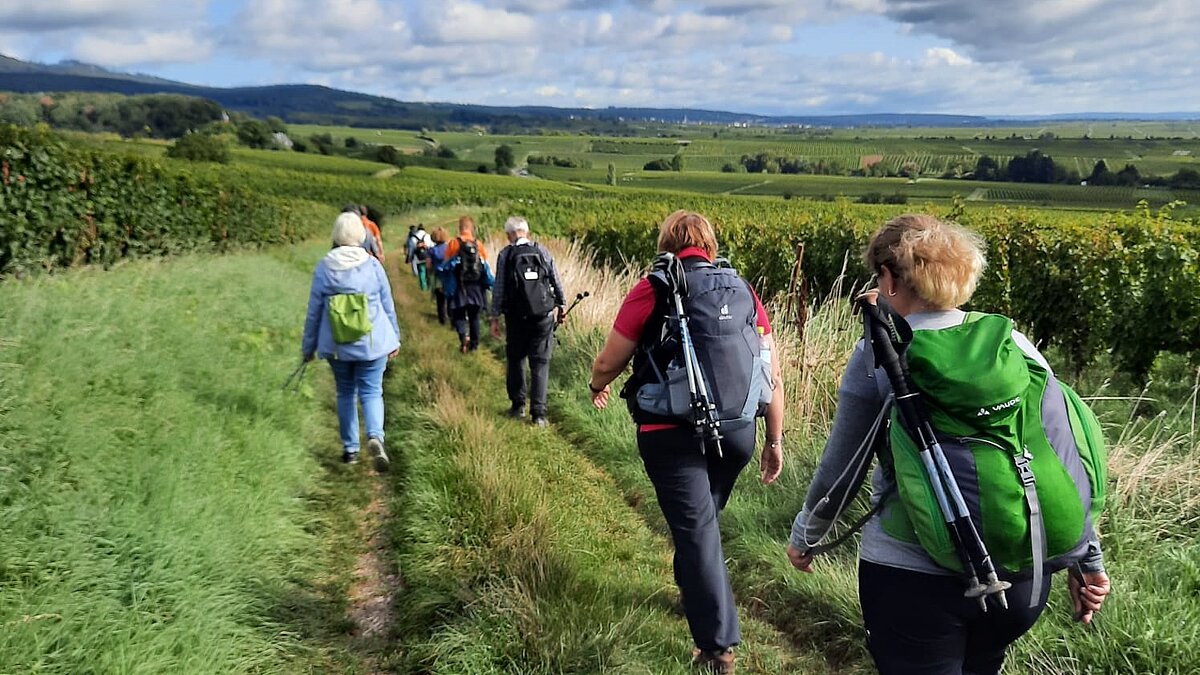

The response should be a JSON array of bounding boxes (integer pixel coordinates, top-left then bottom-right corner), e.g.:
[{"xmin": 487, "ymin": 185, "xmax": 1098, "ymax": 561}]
[{"xmin": 1013, "ymin": 451, "xmax": 1047, "ymax": 608}]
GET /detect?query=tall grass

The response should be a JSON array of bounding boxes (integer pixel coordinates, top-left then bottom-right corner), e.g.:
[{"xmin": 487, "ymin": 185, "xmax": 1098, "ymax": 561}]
[
  {"xmin": 545, "ymin": 236, "xmax": 1200, "ymax": 674},
  {"xmin": 0, "ymin": 249, "xmax": 367, "ymax": 673}
]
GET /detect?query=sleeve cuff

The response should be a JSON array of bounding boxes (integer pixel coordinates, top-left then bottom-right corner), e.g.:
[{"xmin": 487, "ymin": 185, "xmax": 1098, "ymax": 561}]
[{"xmin": 789, "ymin": 508, "xmax": 832, "ymax": 551}]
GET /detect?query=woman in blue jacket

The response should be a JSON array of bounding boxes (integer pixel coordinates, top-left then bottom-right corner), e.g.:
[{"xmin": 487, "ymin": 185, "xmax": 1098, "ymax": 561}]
[{"xmin": 302, "ymin": 212, "xmax": 401, "ymax": 470}]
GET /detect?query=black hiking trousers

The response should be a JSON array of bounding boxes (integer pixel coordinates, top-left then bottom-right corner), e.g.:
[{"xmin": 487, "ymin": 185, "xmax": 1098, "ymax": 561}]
[
  {"xmin": 504, "ymin": 313, "xmax": 556, "ymax": 417},
  {"xmin": 859, "ymin": 560, "xmax": 1051, "ymax": 675},
  {"xmin": 452, "ymin": 304, "xmax": 481, "ymax": 350},
  {"xmin": 637, "ymin": 424, "xmax": 755, "ymax": 653},
  {"xmin": 433, "ymin": 288, "xmax": 447, "ymax": 325}
]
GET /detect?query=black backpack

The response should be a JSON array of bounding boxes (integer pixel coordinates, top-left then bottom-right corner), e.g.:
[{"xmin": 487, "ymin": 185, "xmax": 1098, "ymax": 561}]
[
  {"xmin": 413, "ymin": 233, "xmax": 430, "ymax": 262},
  {"xmin": 457, "ymin": 238, "xmax": 483, "ymax": 283},
  {"xmin": 506, "ymin": 244, "xmax": 556, "ymax": 318},
  {"xmin": 623, "ymin": 259, "xmax": 771, "ymax": 430}
]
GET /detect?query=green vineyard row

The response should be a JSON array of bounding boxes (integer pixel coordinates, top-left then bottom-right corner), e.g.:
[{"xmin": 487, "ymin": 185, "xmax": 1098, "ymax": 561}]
[
  {"xmin": 0, "ymin": 125, "xmax": 307, "ymax": 275},
  {"xmin": 6, "ymin": 127, "xmax": 1198, "ymax": 377}
]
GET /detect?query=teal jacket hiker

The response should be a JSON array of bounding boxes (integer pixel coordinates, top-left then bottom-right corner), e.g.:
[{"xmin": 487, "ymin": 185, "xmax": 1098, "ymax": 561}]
[{"xmin": 302, "ymin": 246, "xmax": 401, "ymax": 361}]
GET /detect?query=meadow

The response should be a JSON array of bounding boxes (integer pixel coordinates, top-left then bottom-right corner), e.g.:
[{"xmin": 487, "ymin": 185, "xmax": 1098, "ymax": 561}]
[{"xmin": 1, "ymin": 127, "xmax": 1198, "ymax": 673}]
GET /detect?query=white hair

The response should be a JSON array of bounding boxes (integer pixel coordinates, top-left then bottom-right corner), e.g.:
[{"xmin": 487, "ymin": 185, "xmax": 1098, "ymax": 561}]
[
  {"xmin": 331, "ymin": 212, "xmax": 366, "ymax": 247},
  {"xmin": 503, "ymin": 216, "xmax": 530, "ymax": 235}
]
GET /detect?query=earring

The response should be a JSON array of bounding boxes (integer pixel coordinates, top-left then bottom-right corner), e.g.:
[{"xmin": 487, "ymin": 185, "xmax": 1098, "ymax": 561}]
[{"xmin": 887, "ymin": 288, "xmax": 897, "ymax": 297}]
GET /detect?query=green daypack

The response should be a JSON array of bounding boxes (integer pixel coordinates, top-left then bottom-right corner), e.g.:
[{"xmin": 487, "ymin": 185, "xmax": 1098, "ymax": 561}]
[
  {"xmin": 328, "ymin": 293, "xmax": 372, "ymax": 344},
  {"xmin": 880, "ymin": 313, "xmax": 1107, "ymax": 576}
]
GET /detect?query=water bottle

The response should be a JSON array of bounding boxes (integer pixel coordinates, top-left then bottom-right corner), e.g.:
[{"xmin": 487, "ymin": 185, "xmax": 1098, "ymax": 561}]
[{"xmin": 757, "ymin": 326, "xmax": 771, "ymax": 366}]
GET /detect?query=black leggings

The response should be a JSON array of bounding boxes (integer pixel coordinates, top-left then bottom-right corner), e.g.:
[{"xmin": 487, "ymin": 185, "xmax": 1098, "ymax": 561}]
[{"xmin": 859, "ymin": 560, "xmax": 1051, "ymax": 675}]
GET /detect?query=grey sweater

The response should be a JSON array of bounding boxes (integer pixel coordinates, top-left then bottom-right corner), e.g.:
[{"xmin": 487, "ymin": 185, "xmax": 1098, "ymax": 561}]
[{"xmin": 789, "ymin": 309, "xmax": 1105, "ymax": 575}]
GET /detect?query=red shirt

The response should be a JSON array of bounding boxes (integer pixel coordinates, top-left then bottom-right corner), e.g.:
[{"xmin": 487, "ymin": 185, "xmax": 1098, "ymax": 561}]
[{"xmin": 612, "ymin": 247, "xmax": 772, "ymax": 432}]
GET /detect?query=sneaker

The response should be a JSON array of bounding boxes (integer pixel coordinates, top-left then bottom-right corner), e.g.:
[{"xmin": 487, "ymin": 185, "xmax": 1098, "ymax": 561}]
[
  {"xmin": 531, "ymin": 416, "xmax": 548, "ymax": 428},
  {"xmin": 367, "ymin": 437, "xmax": 390, "ymax": 473},
  {"xmin": 507, "ymin": 405, "xmax": 526, "ymax": 419},
  {"xmin": 342, "ymin": 450, "xmax": 359, "ymax": 464},
  {"xmin": 691, "ymin": 648, "xmax": 735, "ymax": 674}
]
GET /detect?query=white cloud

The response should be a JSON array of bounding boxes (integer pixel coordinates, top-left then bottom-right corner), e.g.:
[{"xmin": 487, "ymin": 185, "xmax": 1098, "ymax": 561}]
[
  {"xmin": 535, "ymin": 85, "xmax": 564, "ymax": 96},
  {"xmin": 73, "ymin": 30, "xmax": 213, "ymax": 67},
  {"xmin": 924, "ymin": 47, "xmax": 970, "ymax": 67},
  {"xmin": 423, "ymin": 1, "xmax": 537, "ymax": 44}
]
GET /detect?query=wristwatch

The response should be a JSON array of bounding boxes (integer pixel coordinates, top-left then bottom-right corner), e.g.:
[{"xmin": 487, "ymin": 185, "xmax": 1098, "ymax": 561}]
[{"xmin": 588, "ymin": 381, "xmax": 604, "ymax": 394}]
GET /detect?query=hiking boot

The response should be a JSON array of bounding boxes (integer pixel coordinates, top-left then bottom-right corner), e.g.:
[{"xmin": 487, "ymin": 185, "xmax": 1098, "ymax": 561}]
[
  {"xmin": 342, "ymin": 450, "xmax": 359, "ymax": 465},
  {"xmin": 531, "ymin": 416, "xmax": 548, "ymax": 428},
  {"xmin": 507, "ymin": 404, "xmax": 526, "ymax": 419},
  {"xmin": 460, "ymin": 336, "xmax": 471, "ymax": 354},
  {"xmin": 691, "ymin": 648, "xmax": 734, "ymax": 674},
  {"xmin": 367, "ymin": 437, "xmax": 390, "ymax": 473}
]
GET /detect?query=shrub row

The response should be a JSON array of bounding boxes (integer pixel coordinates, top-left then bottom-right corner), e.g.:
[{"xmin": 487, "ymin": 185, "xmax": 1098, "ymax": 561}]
[
  {"xmin": 0, "ymin": 124, "xmax": 304, "ymax": 275},
  {"xmin": 563, "ymin": 194, "xmax": 1200, "ymax": 378}
]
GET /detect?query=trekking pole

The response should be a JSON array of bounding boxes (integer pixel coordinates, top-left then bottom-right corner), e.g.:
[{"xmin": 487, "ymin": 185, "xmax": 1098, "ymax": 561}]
[
  {"xmin": 663, "ymin": 254, "xmax": 723, "ymax": 457},
  {"xmin": 281, "ymin": 360, "xmax": 309, "ymax": 393},
  {"xmin": 857, "ymin": 293, "xmax": 1010, "ymax": 610},
  {"xmin": 561, "ymin": 291, "xmax": 590, "ymax": 321}
]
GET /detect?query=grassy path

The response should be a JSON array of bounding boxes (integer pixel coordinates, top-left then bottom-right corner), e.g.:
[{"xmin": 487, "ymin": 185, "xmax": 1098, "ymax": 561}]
[{"xmin": 381, "ymin": 273, "xmax": 828, "ymax": 673}]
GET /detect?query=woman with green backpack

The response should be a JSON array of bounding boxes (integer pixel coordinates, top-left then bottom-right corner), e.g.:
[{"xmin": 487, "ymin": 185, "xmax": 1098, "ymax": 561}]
[
  {"xmin": 786, "ymin": 214, "xmax": 1111, "ymax": 675},
  {"xmin": 302, "ymin": 212, "xmax": 401, "ymax": 470}
]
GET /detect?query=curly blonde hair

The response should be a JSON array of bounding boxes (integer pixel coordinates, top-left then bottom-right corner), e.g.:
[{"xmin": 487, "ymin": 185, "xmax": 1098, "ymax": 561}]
[{"xmin": 863, "ymin": 214, "xmax": 986, "ymax": 309}]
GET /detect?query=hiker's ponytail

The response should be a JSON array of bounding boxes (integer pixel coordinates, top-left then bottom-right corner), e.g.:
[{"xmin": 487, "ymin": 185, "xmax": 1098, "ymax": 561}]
[{"xmin": 865, "ymin": 214, "xmax": 986, "ymax": 309}]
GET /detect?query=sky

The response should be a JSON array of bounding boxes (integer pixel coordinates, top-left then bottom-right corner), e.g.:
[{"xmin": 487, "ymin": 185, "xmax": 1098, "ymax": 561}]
[{"xmin": 1, "ymin": 0, "xmax": 1197, "ymax": 116}]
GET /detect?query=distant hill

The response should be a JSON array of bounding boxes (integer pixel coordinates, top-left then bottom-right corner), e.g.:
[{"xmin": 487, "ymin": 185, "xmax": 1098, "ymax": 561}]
[{"xmin": 1, "ymin": 54, "xmax": 1196, "ymax": 130}]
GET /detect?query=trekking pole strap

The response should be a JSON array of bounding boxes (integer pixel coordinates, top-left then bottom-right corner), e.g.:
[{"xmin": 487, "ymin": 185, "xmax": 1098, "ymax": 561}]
[{"xmin": 282, "ymin": 361, "xmax": 309, "ymax": 392}]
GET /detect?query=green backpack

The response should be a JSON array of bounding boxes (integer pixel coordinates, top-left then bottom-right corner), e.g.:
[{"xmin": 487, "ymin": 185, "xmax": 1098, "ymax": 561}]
[
  {"xmin": 328, "ymin": 293, "xmax": 373, "ymax": 344},
  {"xmin": 881, "ymin": 313, "xmax": 1107, "ymax": 578}
]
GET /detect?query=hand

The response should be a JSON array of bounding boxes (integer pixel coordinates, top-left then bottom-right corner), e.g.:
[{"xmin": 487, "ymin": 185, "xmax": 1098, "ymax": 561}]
[
  {"xmin": 303, "ymin": 351, "xmax": 315, "ymax": 363},
  {"xmin": 760, "ymin": 440, "xmax": 783, "ymax": 485},
  {"xmin": 556, "ymin": 306, "xmax": 567, "ymax": 326},
  {"xmin": 490, "ymin": 318, "xmax": 502, "ymax": 340},
  {"xmin": 590, "ymin": 383, "xmax": 611, "ymax": 410},
  {"xmin": 388, "ymin": 348, "xmax": 399, "ymax": 360},
  {"xmin": 1068, "ymin": 569, "xmax": 1111, "ymax": 625},
  {"xmin": 786, "ymin": 544, "xmax": 814, "ymax": 573}
]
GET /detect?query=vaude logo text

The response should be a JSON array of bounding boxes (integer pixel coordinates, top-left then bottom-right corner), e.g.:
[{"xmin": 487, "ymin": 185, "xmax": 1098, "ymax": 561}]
[{"xmin": 976, "ymin": 396, "xmax": 1021, "ymax": 417}]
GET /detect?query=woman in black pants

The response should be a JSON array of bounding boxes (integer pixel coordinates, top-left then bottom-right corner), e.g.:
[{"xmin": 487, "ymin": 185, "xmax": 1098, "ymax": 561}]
[{"xmin": 588, "ymin": 210, "xmax": 785, "ymax": 674}]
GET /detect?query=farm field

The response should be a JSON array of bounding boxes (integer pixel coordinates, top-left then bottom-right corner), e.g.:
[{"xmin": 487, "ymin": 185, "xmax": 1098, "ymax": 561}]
[
  {"xmin": 3, "ymin": 128, "xmax": 1200, "ymax": 673},
  {"xmin": 282, "ymin": 121, "xmax": 1200, "ymax": 211}
]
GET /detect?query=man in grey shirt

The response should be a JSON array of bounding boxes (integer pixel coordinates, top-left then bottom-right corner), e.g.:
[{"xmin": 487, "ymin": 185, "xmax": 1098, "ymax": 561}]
[{"xmin": 489, "ymin": 217, "xmax": 565, "ymax": 427}]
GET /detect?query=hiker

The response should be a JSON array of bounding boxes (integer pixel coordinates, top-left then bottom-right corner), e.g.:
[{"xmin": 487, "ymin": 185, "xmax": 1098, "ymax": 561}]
[
  {"xmin": 403, "ymin": 225, "xmax": 417, "ymax": 267},
  {"xmin": 588, "ymin": 210, "xmax": 785, "ymax": 674},
  {"xmin": 343, "ymin": 204, "xmax": 383, "ymax": 262},
  {"xmin": 489, "ymin": 217, "xmax": 566, "ymax": 427},
  {"xmin": 439, "ymin": 215, "xmax": 493, "ymax": 353},
  {"xmin": 427, "ymin": 227, "xmax": 451, "ymax": 325},
  {"xmin": 786, "ymin": 214, "xmax": 1111, "ymax": 675},
  {"xmin": 361, "ymin": 204, "xmax": 385, "ymax": 263},
  {"xmin": 410, "ymin": 223, "xmax": 433, "ymax": 290},
  {"xmin": 301, "ymin": 212, "xmax": 401, "ymax": 471}
]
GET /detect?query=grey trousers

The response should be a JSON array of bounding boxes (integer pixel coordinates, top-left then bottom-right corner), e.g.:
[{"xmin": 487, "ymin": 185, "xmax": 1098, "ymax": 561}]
[{"xmin": 505, "ymin": 313, "xmax": 556, "ymax": 416}]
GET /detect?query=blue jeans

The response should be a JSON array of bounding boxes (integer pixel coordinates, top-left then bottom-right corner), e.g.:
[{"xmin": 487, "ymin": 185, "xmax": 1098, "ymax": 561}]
[{"xmin": 328, "ymin": 356, "xmax": 388, "ymax": 452}]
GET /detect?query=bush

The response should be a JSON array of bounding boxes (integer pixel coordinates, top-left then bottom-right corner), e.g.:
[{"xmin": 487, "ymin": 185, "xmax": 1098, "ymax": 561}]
[
  {"xmin": 165, "ymin": 133, "xmax": 229, "ymax": 163},
  {"xmin": 643, "ymin": 159, "xmax": 672, "ymax": 171}
]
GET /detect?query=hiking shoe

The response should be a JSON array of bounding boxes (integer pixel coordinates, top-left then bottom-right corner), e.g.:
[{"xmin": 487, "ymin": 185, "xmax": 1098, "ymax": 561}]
[
  {"xmin": 460, "ymin": 336, "xmax": 471, "ymax": 354},
  {"xmin": 341, "ymin": 450, "xmax": 359, "ymax": 465},
  {"xmin": 367, "ymin": 437, "xmax": 390, "ymax": 473},
  {"xmin": 507, "ymin": 405, "xmax": 526, "ymax": 419},
  {"xmin": 691, "ymin": 648, "xmax": 734, "ymax": 674},
  {"xmin": 531, "ymin": 416, "xmax": 548, "ymax": 428}
]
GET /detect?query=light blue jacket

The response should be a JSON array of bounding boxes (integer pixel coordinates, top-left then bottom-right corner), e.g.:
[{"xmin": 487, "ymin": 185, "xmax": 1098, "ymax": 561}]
[{"xmin": 302, "ymin": 252, "xmax": 401, "ymax": 361}]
